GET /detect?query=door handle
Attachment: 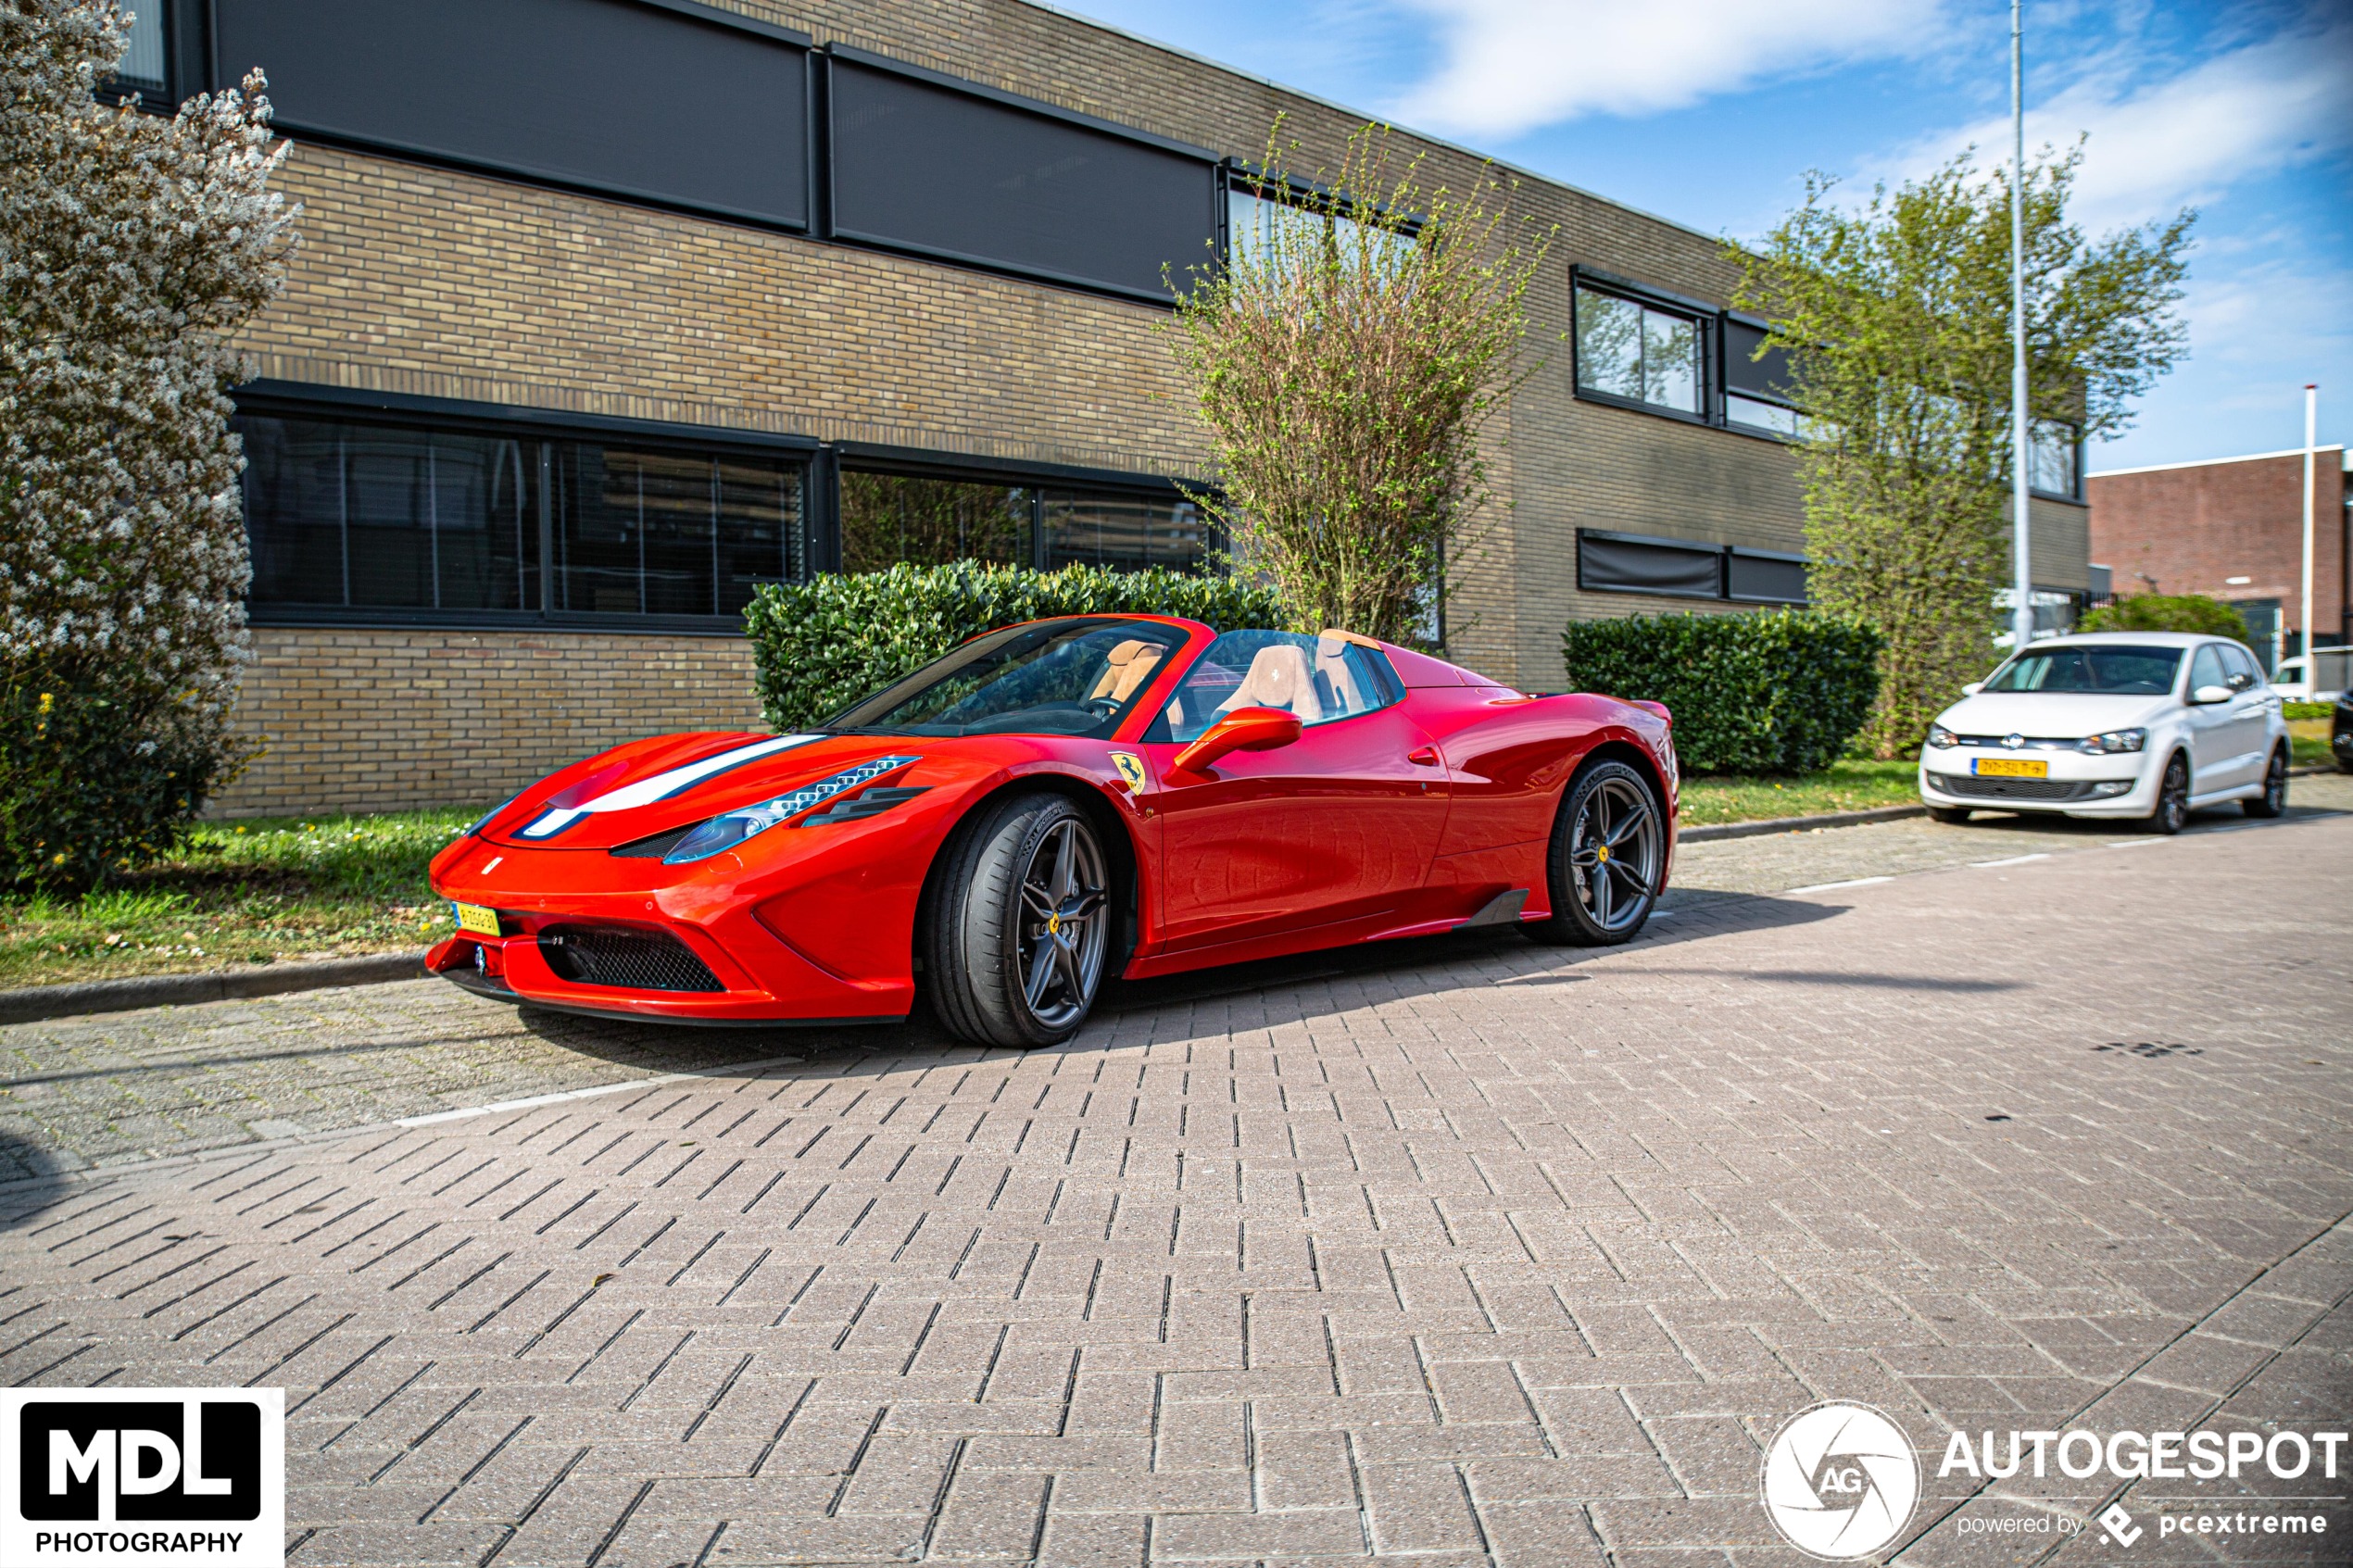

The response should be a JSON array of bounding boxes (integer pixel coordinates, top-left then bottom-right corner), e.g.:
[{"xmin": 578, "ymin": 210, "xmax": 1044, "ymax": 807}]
[{"xmin": 1407, "ymin": 746, "xmax": 1440, "ymax": 767}]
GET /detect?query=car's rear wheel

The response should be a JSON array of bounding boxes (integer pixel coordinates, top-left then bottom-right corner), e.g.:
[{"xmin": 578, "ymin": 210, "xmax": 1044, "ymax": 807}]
[
  {"xmin": 2243, "ymin": 747, "xmax": 2287, "ymax": 818},
  {"xmin": 925, "ymin": 793, "xmax": 1110, "ymax": 1048},
  {"xmin": 1927, "ymin": 806, "xmax": 1973, "ymax": 825},
  {"xmin": 1526, "ymin": 759, "xmax": 1663, "ymax": 947},
  {"xmin": 2149, "ymin": 752, "xmax": 2190, "ymax": 834}
]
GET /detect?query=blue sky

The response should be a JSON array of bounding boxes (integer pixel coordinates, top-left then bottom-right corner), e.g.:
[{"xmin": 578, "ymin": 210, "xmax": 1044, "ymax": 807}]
[{"xmin": 1056, "ymin": 0, "xmax": 2353, "ymax": 470}]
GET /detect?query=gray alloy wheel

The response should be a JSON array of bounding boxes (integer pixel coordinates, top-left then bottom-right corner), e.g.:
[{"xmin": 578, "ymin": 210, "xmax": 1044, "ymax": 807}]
[
  {"xmin": 2243, "ymin": 747, "xmax": 2287, "ymax": 819},
  {"xmin": 1526, "ymin": 759, "xmax": 1663, "ymax": 947},
  {"xmin": 925, "ymin": 793, "xmax": 1110, "ymax": 1047},
  {"xmin": 1927, "ymin": 806, "xmax": 1973, "ymax": 825},
  {"xmin": 2150, "ymin": 752, "xmax": 2190, "ymax": 835}
]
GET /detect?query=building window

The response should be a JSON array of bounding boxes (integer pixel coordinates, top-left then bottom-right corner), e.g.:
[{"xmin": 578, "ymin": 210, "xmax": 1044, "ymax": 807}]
[
  {"xmin": 1576, "ymin": 286, "xmax": 1702, "ymax": 417},
  {"xmin": 1577, "ymin": 530, "xmax": 1808, "ymax": 605},
  {"xmin": 236, "ymin": 411, "xmax": 805, "ymax": 622},
  {"xmin": 2029, "ymin": 419, "xmax": 2080, "ymax": 499},
  {"xmin": 1225, "ymin": 178, "xmax": 1415, "ymax": 277},
  {"xmin": 842, "ymin": 467, "xmax": 1207, "ymax": 576},
  {"xmin": 1722, "ymin": 317, "xmax": 1808, "ymax": 437},
  {"xmin": 115, "ymin": 1, "xmax": 168, "ymax": 95}
]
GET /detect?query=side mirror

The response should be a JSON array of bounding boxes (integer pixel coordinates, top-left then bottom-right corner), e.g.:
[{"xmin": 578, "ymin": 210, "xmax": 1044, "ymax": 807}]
[
  {"xmin": 1171, "ymin": 706, "xmax": 1302, "ymax": 775},
  {"xmin": 2190, "ymin": 684, "xmax": 2233, "ymax": 705},
  {"xmin": 1962, "ymin": 682, "xmax": 1984, "ymax": 696}
]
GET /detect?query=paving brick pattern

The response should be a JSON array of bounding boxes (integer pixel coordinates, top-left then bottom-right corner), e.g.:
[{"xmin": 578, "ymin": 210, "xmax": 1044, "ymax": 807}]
[{"xmin": 2, "ymin": 802, "xmax": 2347, "ymax": 1564}]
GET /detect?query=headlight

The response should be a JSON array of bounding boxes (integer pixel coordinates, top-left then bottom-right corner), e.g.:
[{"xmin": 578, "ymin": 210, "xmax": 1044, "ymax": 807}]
[
  {"xmin": 663, "ymin": 756, "xmax": 919, "ymax": 864},
  {"xmin": 1926, "ymin": 723, "xmax": 1960, "ymax": 748},
  {"xmin": 2079, "ymin": 728, "xmax": 2147, "ymax": 755}
]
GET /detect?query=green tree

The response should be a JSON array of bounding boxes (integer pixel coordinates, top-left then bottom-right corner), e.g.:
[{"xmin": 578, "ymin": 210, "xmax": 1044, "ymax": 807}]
[
  {"xmin": 1, "ymin": 0, "xmax": 297, "ymax": 886},
  {"xmin": 2079, "ymin": 593, "xmax": 2250, "ymax": 640},
  {"xmin": 1734, "ymin": 147, "xmax": 2191, "ymax": 756},
  {"xmin": 1163, "ymin": 121, "xmax": 1548, "ymax": 645}
]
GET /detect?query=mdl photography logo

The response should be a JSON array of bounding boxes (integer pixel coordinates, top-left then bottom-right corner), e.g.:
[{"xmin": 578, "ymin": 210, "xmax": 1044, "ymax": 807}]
[
  {"xmin": 0, "ymin": 1389, "xmax": 283, "ymax": 1568},
  {"xmin": 1761, "ymin": 1400, "xmax": 1921, "ymax": 1560}
]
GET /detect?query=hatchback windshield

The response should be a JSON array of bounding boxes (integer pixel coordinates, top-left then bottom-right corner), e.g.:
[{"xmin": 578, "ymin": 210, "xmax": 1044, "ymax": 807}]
[
  {"xmin": 824, "ymin": 619, "xmax": 1189, "ymax": 737},
  {"xmin": 1982, "ymin": 646, "xmax": 2183, "ymax": 696}
]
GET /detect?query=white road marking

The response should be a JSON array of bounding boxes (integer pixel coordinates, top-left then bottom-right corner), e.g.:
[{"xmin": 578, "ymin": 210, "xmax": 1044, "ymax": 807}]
[
  {"xmin": 1970, "ymin": 853, "xmax": 2053, "ymax": 869},
  {"xmin": 396, "ymin": 1052, "xmax": 808, "ymax": 1126},
  {"xmin": 1786, "ymin": 876, "xmax": 1894, "ymax": 896},
  {"xmin": 2106, "ymin": 837, "xmax": 2166, "ymax": 848}
]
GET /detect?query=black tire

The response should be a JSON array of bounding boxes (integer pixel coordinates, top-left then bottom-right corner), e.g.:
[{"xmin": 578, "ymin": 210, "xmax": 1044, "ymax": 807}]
[
  {"xmin": 924, "ymin": 793, "xmax": 1111, "ymax": 1048},
  {"xmin": 2243, "ymin": 747, "xmax": 2288, "ymax": 818},
  {"xmin": 1927, "ymin": 806, "xmax": 1973, "ymax": 825},
  {"xmin": 2149, "ymin": 752, "xmax": 2190, "ymax": 835},
  {"xmin": 1525, "ymin": 759, "xmax": 1664, "ymax": 947}
]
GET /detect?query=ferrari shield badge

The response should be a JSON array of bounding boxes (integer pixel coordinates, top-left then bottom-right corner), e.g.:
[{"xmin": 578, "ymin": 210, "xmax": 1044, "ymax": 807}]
[{"xmin": 1110, "ymin": 752, "xmax": 1150, "ymax": 793}]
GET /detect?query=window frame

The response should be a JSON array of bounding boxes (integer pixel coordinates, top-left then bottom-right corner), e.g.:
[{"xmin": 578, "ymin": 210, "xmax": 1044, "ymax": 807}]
[
  {"xmin": 234, "ymin": 383, "xmax": 816, "ymax": 635},
  {"xmin": 2027, "ymin": 417, "xmax": 2083, "ymax": 502},
  {"xmin": 1217, "ymin": 165, "xmax": 1424, "ymax": 269},
  {"xmin": 1570, "ymin": 267, "xmax": 1717, "ymax": 428},
  {"xmin": 1576, "ymin": 529, "xmax": 1811, "ymax": 607}
]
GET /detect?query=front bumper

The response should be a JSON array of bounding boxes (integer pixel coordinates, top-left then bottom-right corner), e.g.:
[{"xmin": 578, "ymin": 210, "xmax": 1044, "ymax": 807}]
[{"xmin": 1918, "ymin": 746, "xmax": 2152, "ymax": 818}]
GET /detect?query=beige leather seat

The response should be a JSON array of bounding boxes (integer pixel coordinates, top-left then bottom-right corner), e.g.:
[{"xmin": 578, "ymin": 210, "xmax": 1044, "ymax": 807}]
[
  {"xmin": 1315, "ymin": 633, "xmax": 1366, "ymax": 716},
  {"xmin": 1088, "ymin": 639, "xmax": 1164, "ymax": 703},
  {"xmin": 1214, "ymin": 644, "xmax": 1323, "ymax": 722}
]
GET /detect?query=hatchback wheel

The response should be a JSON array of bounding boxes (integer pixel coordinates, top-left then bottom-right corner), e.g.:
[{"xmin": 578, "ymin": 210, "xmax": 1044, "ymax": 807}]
[
  {"xmin": 1527, "ymin": 760, "xmax": 1663, "ymax": 947},
  {"xmin": 1926, "ymin": 806, "xmax": 1972, "ymax": 825},
  {"xmin": 925, "ymin": 794, "xmax": 1110, "ymax": 1047},
  {"xmin": 2243, "ymin": 747, "xmax": 2287, "ymax": 818},
  {"xmin": 2148, "ymin": 753, "xmax": 2190, "ymax": 835}
]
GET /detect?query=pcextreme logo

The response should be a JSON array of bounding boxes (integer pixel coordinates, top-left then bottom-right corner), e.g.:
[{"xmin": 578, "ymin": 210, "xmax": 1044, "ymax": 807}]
[
  {"xmin": 0, "ymin": 1389, "xmax": 284, "ymax": 1568},
  {"xmin": 1760, "ymin": 1401, "xmax": 1921, "ymax": 1560}
]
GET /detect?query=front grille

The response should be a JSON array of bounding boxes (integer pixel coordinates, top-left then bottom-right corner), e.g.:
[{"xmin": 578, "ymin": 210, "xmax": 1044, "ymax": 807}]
[
  {"xmin": 538, "ymin": 924, "xmax": 724, "ymax": 992},
  {"xmin": 1929, "ymin": 772, "xmax": 2102, "ymax": 802},
  {"xmin": 1946, "ymin": 734, "xmax": 2081, "ymax": 750}
]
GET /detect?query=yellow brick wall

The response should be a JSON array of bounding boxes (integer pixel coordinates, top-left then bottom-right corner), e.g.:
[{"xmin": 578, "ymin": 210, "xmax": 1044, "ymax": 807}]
[{"xmin": 213, "ymin": 628, "xmax": 762, "ymax": 819}]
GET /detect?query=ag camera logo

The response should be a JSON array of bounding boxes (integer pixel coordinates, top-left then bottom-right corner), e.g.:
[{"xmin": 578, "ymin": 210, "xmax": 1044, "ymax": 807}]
[
  {"xmin": 1761, "ymin": 1400, "xmax": 1920, "ymax": 1560},
  {"xmin": 1, "ymin": 1388, "xmax": 283, "ymax": 1567}
]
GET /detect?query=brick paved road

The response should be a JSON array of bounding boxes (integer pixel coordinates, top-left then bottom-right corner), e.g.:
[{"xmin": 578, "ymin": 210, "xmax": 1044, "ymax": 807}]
[{"xmin": 1, "ymin": 792, "xmax": 2347, "ymax": 1564}]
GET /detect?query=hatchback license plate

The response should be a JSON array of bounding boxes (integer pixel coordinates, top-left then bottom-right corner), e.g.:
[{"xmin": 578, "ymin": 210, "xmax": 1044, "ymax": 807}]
[
  {"xmin": 1973, "ymin": 758, "xmax": 2048, "ymax": 778},
  {"xmin": 453, "ymin": 901, "xmax": 502, "ymax": 936}
]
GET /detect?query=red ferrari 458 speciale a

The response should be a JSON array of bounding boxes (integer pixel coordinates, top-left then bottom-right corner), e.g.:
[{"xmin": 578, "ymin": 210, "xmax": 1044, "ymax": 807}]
[{"xmin": 427, "ymin": 615, "xmax": 1678, "ymax": 1047}]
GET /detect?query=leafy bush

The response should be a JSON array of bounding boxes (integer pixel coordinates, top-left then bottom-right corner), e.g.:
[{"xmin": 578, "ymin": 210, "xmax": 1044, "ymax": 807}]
[
  {"xmin": 746, "ymin": 563, "xmax": 1283, "ymax": 730},
  {"xmin": 2078, "ymin": 594, "xmax": 2249, "ymax": 640},
  {"xmin": 0, "ymin": 680, "xmax": 234, "ymax": 887},
  {"xmin": 1560, "ymin": 608, "xmax": 1883, "ymax": 775},
  {"xmin": 2284, "ymin": 700, "xmax": 2333, "ymax": 721}
]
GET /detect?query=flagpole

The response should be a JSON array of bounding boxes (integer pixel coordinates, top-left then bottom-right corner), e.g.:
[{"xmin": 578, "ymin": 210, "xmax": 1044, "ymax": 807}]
[
  {"xmin": 2304, "ymin": 383, "xmax": 2319, "ymax": 666},
  {"xmin": 2009, "ymin": 0, "xmax": 2034, "ymax": 654}
]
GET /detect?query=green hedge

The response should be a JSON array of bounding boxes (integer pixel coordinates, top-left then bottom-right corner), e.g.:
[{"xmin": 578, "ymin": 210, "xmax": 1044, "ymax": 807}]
[
  {"xmin": 1, "ymin": 677, "xmax": 235, "ymax": 889},
  {"xmin": 2078, "ymin": 593, "xmax": 2250, "ymax": 640},
  {"xmin": 746, "ymin": 562, "xmax": 1283, "ymax": 731},
  {"xmin": 1560, "ymin": 608, "xmax": 1883, "ymax": 775}
]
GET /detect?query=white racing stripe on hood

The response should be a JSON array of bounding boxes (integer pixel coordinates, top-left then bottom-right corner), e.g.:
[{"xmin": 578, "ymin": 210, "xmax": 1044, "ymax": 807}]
[{"xmin": 519, "ymin": 734, "xmax": 823, "ymax": 839}]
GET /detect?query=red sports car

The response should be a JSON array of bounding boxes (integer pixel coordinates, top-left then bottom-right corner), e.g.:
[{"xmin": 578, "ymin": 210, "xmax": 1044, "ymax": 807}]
[{"xmin": 427, "ymin": 616, "xmax": 1678, "ymax": 1047}]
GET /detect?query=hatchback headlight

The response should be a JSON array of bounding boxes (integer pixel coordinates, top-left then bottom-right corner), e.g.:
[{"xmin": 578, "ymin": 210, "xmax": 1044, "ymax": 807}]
[
  {"xmin": 663, "ymin": 756, "xmax": 920, "ymax": 864},
  {"xmin": 2079, "ymin": 728, "xmax": 2147, "ymax": 756},
  {"xmin": 1926, "ymin": 722, "xmax": 1961, "ymax": 749}
]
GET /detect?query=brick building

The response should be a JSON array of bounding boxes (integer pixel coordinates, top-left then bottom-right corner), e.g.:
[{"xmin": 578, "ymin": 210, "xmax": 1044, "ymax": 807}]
[
  {"xmin": 2086, "ymin": 446, "xmax": 2350, "ymax": 672},
  {"xmin": 119, "ymin": 0, "xmax": 2092, "ymax": 816}
]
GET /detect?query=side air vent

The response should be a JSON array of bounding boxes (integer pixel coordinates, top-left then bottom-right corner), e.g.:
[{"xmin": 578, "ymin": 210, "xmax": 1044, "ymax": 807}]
[
  {"xmin": 611, "ymin": 825, "xmax": 696, "ymax": 859},
  {"xmin": 799, "ymin": 785, "xmax": 930, "ymax": 827},
  {"xmin": 538, "ymin": 924, "xmax": 724, "ymax": 991}
]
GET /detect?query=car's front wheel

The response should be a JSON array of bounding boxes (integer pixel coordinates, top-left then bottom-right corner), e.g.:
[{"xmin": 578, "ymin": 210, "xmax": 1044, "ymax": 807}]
[
  {"xmin": 1927, "ymin": 806, "xmax": 1973, "ymax": 825},
  {"xmin": 1526, "ymin": 759, "xmax": 1663, "ymax": 947},
  {"xmin": 925, "ymin": 793, "xmax": 1111, "ymax": 1048},
  {"xmin": 2243, "ymin": 747, "xmax": 2287, "ymax": 818},
  {"xmin": 2148, "ymin": 752, "xmax": 2190, "ymax": 834}
]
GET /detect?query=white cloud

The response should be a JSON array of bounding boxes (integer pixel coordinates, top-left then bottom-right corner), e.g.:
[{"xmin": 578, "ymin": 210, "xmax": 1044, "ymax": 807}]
[
  {"xmin": 1392, "ymin": 0, "xmax": 1944, "ymax": 138},
  {"xmin": 1872, "ymin": 13, "xmax": 2353, "ymax": 232}
]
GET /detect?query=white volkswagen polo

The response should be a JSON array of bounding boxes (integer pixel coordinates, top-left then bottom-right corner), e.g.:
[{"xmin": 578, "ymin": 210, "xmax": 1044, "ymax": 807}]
[{"xmin": 1919, "ymin": 632, "xmax": 2290, "ymax": 834}]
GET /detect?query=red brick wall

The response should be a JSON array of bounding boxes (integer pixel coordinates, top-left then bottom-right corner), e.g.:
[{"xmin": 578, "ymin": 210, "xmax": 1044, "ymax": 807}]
[{"xmin": 2087, "ymin": 449, "xmax": 2350, "ymax": 648}]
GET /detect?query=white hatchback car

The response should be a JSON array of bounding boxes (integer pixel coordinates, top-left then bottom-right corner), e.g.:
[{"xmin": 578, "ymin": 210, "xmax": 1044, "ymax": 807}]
[{"xmin": 1919, "ymin": 632, "xmax": 2290, "ymax": 834}]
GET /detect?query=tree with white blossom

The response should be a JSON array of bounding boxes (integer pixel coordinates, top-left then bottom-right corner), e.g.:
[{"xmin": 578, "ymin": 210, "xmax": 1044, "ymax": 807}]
[{"xmin": 1, "ymin": 0, "xmax": 296, "ymax": 885}]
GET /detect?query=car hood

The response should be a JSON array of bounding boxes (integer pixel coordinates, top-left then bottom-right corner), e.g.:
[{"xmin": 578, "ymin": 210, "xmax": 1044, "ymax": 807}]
[
  {"xmin": 1935, "ymin": 691, "xmax": 2173, "ymax": 738},
  {"xmin": 478, "ymin": 731, "xmax": 935, "ymax": 851}
]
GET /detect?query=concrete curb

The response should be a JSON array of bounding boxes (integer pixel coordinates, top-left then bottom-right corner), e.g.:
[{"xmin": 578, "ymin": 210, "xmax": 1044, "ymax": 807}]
[
  {"xmin": 1679, "ymin": 803, "xmax": 1926, "ymax": 843},
  {"xmin": 0, "ymin": 951, "xmax": 429, "ymax": 1027}
]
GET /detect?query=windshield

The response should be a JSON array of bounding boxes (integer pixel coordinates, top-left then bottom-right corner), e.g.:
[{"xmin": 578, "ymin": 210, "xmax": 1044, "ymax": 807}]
[
  {"xmin": 1982, "ymin": 646, "xmax": 2183, "ymax": 696},
  {"xmin": 824, "ymin": 619, "xmax": 1189, "ymax": 737}
]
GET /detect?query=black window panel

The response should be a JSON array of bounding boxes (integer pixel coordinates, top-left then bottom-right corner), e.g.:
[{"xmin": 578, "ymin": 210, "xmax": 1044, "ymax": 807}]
[
  {"xmin": 240, "ymin": 416, "xmax": 352, "ymax": 607},
  {"xmin": 828, "ymin": 57, "xmax": 1217, "ymax": 299},
  {"xmin": 1044, "ymin": 491, "xmax": 1205, "ymax": 574},
  {"xmin": 718, "ymin": 461, "xmax": 801, "ymax": 611},
  {"xmin": 1727, "ymin": 550, "xmax": 1808, "ymax": 604},
  {"xmin": 1578, "ymin": 533, "xmax": 1722, "ymax": 599},
  {"xmin": 840, "ymin": 471, "xmax": 1033, "ymax": 571},
  {"xmin": 1722, "ymin": 319, "xmax": 1798, "ymax": 401},
  {"xmin": 213, "ymin": 0, "xmax": 809, "ymax": 228}
]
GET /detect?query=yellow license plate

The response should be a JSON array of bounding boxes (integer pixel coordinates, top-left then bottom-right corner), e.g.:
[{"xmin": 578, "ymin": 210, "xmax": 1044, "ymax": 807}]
[
  {"xmin": 452, "ymin": 901, "xmax": 502, "ymax": 936},
  {"xmin": 1973, "ymin": 758, "xmax": 2048, "ymax": 778}
]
